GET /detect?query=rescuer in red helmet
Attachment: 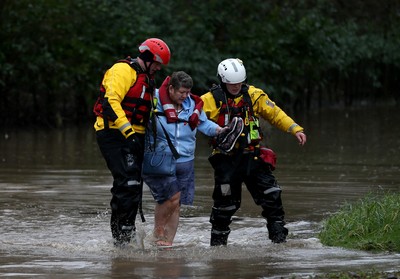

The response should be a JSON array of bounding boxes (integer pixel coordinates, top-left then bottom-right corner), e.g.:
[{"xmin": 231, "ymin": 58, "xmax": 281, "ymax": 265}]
[{"xmin": 93, "ymin": 38, "xmax": 171, "ymax": 247}]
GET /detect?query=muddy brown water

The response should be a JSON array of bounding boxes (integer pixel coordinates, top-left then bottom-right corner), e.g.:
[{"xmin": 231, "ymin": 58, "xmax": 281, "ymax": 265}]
[{"xmin": 1, "ymin": 107, "xmax": 399, "ymax": 278}]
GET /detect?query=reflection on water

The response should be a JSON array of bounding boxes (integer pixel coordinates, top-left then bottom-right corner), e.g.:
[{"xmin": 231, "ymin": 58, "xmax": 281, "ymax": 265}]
[{"xmin": 1, "ymin": 107, "xmax": 400, "ymax": 278}]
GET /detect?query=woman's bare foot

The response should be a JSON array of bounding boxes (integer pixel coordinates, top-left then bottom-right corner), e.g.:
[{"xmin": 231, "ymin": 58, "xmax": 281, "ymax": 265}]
[{"xmin": 155, "ymin": 240, "xmax": 172, "ymax": 247}]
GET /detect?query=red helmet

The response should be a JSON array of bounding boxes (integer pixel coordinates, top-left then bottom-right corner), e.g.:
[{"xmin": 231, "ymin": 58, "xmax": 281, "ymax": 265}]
[{"xmin": 138, "ymin": 38, "xmax": 171, "ymax": 65}]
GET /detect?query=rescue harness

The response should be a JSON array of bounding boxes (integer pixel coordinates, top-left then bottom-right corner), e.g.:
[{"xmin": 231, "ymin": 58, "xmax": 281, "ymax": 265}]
[
  {"xmin": 210, "ymin": 84, "xmax": 277, "ymax": 171},
  {"xmin": 210, "ymin": 84, "xmax": 263, "ymax": 148}
]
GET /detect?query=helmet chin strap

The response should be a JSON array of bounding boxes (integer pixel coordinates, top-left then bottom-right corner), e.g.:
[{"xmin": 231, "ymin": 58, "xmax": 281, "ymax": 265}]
[
  {"xmin": 143, "ymin": 60, "xmax": 154, "ymax": 75},
  {"xmin": 139, "ymin": 50, "xmax": 155, "ymax": 75}
]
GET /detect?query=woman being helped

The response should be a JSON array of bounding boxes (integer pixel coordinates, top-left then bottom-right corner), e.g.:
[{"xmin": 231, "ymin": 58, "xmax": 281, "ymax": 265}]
[{"xmin": 143, "ymin": 71, "xmax": 226, "ymax": 247}]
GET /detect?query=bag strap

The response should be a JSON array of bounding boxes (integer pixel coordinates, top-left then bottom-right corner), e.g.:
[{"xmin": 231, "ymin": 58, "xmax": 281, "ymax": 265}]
[
  {"xmin": 155, "ymin": 114, "xmax": 181, "ymax": 160},
  {"xmin": 149, "ymin": 98, "xmax": 180, "ymax": 160}
]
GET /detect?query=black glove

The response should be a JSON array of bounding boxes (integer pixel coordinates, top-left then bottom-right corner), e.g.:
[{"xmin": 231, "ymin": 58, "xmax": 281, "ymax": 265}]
[{"xmin": 127, "ymin": 133, "xmax": 143, "ymax": 154}]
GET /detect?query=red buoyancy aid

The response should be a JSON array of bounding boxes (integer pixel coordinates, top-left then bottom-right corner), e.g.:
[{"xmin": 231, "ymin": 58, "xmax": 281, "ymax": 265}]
[
  {"xmin": 93, "ymin": 58, "xmax": 155, "ymax": 126},
  {"xmin": 120, "ymin": 73, "xmax": 154, "ymax": 125},
  {"xmin": 188, "ymin": 93, "xmax": 204, "ymax": 130},
  {"xmin": 158, "ymin": 76, "xmax": 204, "ymax": 130}
]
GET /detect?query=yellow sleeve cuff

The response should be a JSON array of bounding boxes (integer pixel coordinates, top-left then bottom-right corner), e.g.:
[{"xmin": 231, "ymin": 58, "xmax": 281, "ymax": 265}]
[
  {"xmin": 288, "ymin": 123, "xmax": 304, "ymax": 135},
  {"xmin": 117, "ymin": 121, "xmax": 135, "ymax": 138}
]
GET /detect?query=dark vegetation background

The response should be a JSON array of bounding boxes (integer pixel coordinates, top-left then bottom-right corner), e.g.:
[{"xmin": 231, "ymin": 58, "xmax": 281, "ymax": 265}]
[{"xmin": 0, "ymin": 0, "xmax": 399, "ymax": 129}]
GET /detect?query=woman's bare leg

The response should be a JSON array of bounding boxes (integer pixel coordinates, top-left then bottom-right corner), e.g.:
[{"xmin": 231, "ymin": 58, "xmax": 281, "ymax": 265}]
[{"xmin": 154, "ymin": 192, "xmax": 181, "ymax": 246}]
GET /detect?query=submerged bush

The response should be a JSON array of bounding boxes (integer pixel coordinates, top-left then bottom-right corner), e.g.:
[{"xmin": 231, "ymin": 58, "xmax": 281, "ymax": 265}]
[{"xmin": 319, "ymin": 192, "xmax": 400, "ymax": 252}]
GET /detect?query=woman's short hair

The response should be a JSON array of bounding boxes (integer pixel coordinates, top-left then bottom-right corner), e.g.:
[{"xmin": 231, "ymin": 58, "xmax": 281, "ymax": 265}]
[{"xmin": 169, "ymin": 71, "xmax": 193, "ymax": 90}]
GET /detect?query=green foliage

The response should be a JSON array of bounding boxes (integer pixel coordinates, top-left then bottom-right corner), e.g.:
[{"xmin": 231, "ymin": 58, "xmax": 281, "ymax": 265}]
[
  {"xmin": 1, "ymin": 0, "xmax": 399, "ymax": 127},
  {"xmin": 319, "ymin": 192, "xmax": 400, "ymax": 252}
]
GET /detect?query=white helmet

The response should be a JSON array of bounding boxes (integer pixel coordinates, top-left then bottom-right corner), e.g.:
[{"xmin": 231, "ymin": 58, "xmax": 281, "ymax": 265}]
[{"xmin": 217, "ymin": 58, "xmax": 247, "ymax": 84}]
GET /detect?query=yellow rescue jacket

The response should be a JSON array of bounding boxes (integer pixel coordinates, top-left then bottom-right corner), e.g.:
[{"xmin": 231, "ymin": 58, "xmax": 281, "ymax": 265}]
[
  {"xmin": 201, "ymin": 84, "xmax": 304, "ymax": 136},
  {"xmin": 94, "ymin": 59, "xmax": 154, "ymax": 138}
]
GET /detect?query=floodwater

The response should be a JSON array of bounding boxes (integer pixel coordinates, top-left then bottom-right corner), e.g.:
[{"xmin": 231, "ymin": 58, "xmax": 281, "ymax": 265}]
[{"xmin": 1, "ymin": 107, "xmax": 399, "ymax": 278}]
